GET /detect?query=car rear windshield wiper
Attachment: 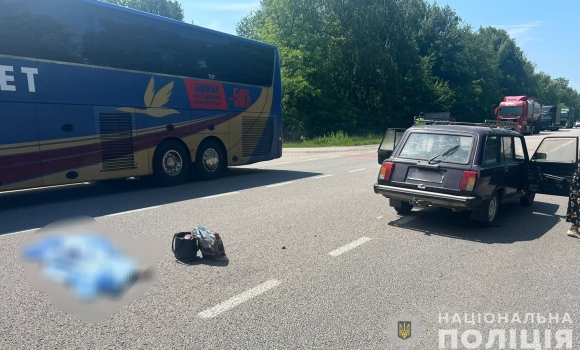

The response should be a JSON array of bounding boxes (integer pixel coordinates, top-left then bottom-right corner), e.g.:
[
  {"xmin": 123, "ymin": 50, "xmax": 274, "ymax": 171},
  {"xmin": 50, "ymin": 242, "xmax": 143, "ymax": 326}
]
[{"xmin": 428, "ymin": 145, "xmax": 460, "ymax": 164}]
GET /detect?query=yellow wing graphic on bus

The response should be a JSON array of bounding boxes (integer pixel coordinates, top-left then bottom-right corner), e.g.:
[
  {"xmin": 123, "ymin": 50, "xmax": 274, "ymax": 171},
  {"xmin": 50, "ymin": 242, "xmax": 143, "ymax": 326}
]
[
  {"xmin": 144, "ymin": 77, "xmax": 155, "ymax": 108},
  {"xmin": 119, "ymin": 77, "xmax": 180, "ymax": 118}
]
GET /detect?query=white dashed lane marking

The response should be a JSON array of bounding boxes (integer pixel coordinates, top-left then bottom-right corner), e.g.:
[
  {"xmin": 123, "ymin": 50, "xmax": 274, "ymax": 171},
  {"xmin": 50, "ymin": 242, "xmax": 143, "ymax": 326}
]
[
  {"xmin": 328, "ymin": 237, "xmax": 373, "ymax": 257},
  {"xmin": 198, "ymin": 280, "xmax": 282, "ymax": 319}
]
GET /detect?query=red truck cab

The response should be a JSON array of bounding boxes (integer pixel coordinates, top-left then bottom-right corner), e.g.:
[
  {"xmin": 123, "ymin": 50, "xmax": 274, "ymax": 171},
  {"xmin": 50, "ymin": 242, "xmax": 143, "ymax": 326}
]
[{"xmin": 495, "ymin": 96, "xmax": 542, "ymax": 135}]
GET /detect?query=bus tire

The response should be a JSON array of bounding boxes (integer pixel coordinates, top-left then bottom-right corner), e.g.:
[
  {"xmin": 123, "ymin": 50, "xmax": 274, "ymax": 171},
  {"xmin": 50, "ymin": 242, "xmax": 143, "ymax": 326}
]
[
  {"xmin": 153, "ymin": 139, "xmax": 190, "ymax": 187},
  {"xmin": 195, "ymin": 138, "xmax": 225, "ymax": 181}
]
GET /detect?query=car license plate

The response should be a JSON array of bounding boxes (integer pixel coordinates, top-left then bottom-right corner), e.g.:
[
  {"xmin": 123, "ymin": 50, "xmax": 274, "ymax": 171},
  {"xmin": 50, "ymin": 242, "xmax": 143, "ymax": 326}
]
[{"xmin": 406, "ymin": 168, "xmax": 443, "ymax": 183}]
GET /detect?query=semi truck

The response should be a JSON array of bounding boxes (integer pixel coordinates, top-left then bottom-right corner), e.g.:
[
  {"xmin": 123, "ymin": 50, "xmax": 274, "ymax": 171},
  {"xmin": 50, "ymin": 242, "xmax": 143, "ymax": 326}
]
[
  {"xmin": 561, "ymin": 108, "xmax": 575, "ymax": 128},
  {"xmin": 495, "ymin": 96, "xmax": 542, "ymax": 135},
  {"xmin": 540, "ymin": 106, "xmax": 561, "ymax": 131}
]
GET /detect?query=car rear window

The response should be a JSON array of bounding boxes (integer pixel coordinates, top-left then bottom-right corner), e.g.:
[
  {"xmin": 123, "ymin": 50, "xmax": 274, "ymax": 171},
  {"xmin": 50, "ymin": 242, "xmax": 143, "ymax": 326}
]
[{"xmin": 398, "ymin": 132, "xmax": 474, "ymax": 164}]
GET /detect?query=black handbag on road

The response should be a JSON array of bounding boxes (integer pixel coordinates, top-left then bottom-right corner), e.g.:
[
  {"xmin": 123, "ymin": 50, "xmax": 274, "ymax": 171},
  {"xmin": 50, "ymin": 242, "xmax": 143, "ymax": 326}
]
[{"xmin": 172, "ymin": 232, "xmax": 199, "ymax": 263}]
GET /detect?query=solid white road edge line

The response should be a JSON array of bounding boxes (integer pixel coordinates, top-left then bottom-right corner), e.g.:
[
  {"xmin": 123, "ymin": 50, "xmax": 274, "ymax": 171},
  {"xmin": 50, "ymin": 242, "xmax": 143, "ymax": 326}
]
[
  {"xmin": 198, "ymin": 280, "xmax": 281, "ymax": 319},
  {"xmin": 102, "ymin": 206, "xmax": 161, "ymax": 217},
  {"xmin": 1, "ymin": 228, "xmax": 39, "ymax": 237},
  {"xmin": 314, "ymin": 174, "xmax": 334, "ymax": 179},
  {"xmin": 2, "ymin": 206, "xmax": 162, "ymax": 237},
  {"xmin": 201, "ymin": 192, "xmax": 240, "ymax": 199},
  {"xmin": 266, "ymin": 182, "xmax": 294, "ymax": 188},
  {"xmin": 328, "ymin": 237, "xmax": 373, "ymax": 257},
  {"xmin": 0, "ymin": 182, "xmax": 92, "ymax": 195},
  {"xmin": 243, "ymin": 154, "xmax": 350, "ymax": 167},
  {"xmin": 348, "ymin": 168, "xmax": 365, "ymax": 172}
]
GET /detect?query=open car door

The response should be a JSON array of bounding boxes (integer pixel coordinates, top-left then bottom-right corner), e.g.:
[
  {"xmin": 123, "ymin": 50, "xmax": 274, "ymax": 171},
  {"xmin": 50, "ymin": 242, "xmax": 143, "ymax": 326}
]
[
  {"xmin": 528, "ymin": 136, "xmax": 579, "ymax": 196},
  {"xmin": 377, "ymin": 128, "xmax": 406, "ymax": 164}
]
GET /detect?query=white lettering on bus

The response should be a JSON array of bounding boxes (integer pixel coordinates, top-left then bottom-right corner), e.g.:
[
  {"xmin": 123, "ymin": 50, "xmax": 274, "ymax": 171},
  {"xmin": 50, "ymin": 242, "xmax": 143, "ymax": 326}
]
[
  {"xmin": 0, "ymin": 65, "xmax": 39, "ymax": 92},
  {"xmin": 0, "ymin": 65, "xmax": 16, "ymax": 91},
  {"xmin": 21, "ymin": 67, "xmax": 39, "ymax": 92}
]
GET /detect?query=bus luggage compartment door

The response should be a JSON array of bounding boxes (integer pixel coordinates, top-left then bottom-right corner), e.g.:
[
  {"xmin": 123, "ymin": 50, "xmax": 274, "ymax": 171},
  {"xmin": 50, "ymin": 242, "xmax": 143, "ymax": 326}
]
[
  {"xmin": 36, "ymin": 104, "xmax": 99, "ymax": 186},
  {"xmin": 0, "ymin": 102, "xmax": 43, "ymax": 191}
]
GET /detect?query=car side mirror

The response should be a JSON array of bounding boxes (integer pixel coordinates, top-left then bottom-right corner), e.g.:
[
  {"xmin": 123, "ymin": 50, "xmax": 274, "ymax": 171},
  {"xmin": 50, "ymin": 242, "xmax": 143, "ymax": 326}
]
[{"xmin": 533, "ymin": 153, "xmax": 547, "ymax": 160}]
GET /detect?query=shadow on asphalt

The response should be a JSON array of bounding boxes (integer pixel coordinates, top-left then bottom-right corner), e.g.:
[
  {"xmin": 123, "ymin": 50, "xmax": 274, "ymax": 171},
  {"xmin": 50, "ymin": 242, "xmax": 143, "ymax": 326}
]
[
  {"xmin": 388, "ymin": 200, "xmax": 563, "ymax": 244},
  {"xmin": 0, "ymin": 168, "xmax": 322, "ymax": 235},
  {"xmin": 175, "ymin": 258, "xmax": 230, "ymax": 267}
]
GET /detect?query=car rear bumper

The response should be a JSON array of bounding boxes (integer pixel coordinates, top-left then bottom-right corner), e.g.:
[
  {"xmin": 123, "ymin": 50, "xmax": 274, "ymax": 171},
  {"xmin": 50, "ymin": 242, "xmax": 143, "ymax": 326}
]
[{"xmin": 373, "ymin": 183, "xmax": 480, "ymax": 208}]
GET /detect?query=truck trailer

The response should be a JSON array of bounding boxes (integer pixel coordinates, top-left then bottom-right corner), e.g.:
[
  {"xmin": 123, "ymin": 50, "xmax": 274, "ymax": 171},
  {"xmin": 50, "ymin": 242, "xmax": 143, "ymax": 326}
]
[
  {"xmin": 561, "ymin": 108, "xmax": 575, "ymax": 128},
  {"xmin": 540, "ymin": 106, "xmax": 561, "ymax": 131}
]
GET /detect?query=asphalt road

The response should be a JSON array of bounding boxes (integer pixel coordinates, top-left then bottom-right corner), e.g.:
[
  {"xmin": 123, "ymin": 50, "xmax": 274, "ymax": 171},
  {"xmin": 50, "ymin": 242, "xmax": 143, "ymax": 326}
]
[{"xmin": 1, "ymin": 129, "xmax": 580, "ymax": 349}]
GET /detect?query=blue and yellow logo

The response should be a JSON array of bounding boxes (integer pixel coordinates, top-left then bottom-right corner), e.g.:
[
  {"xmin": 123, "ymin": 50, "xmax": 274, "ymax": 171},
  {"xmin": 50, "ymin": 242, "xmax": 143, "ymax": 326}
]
[
  {"xmin": 119, "ymin": 77, "xmax": 179, "ymax": 117},
  {"xmin": 398, "ymin": 321, "xmax": 411, "ymax": 340}
]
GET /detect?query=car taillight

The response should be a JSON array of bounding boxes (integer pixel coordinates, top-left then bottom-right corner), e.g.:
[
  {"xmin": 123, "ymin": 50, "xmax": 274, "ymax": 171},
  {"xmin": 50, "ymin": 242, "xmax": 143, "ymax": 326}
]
[
  {"xmin": 379, "ymin": 162, "xmax": 395, "ymax": 181},
  {"xmin": 460, "ymin": 171, "xmax": 477, "ymax": 191}
]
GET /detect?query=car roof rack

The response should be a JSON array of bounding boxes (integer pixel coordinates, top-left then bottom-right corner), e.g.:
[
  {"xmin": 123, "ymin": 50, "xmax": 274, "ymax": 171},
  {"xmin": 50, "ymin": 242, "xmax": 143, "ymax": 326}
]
[
  {"xmin": 413, "ymin": 117, "xmax": 457, "ymax": 125},
  {"xmin": 413, "ymin": 117, "xmax": 519, "ymax": 130}
]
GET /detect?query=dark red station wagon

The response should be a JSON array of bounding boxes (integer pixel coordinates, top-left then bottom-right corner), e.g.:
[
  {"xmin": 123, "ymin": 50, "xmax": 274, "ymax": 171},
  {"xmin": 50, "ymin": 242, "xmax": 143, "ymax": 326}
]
[{"xmin": 374, "ymin": 122, "xmax": 579, "ymax": 226}]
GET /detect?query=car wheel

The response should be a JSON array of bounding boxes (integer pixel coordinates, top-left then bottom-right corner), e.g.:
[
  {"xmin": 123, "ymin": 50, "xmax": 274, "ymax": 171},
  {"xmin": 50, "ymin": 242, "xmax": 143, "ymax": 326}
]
[
  {"xmin": 520, "ymin": 192, "xmax": 535, "ymax": 206},
  {"xmin": 479, "ymin": 193, "xmax": 499, "ymax": 227},
  {"xmin": 195, "ymin": 139, "xmax": 225, "ymax": 181},
  {"xmin": 153, "ymin": 139, "xmax": 191, "ymax": 187},
  {"xmin": 394, "ymin": 201, "xmax": 413, "ymax": 215}
]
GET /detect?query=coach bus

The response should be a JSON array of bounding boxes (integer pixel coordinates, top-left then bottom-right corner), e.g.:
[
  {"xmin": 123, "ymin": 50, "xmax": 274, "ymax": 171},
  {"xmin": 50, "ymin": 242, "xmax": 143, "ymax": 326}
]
[{"xmin": 0, "ymin": 0, "xmax": 283, "ymax": 192}]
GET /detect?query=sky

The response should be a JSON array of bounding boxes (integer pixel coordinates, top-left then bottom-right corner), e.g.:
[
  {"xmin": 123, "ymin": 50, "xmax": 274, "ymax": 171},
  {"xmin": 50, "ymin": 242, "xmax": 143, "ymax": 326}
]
[{"xmin": 182, "ymin": 0, "xmax": 580, "ymax": 92}]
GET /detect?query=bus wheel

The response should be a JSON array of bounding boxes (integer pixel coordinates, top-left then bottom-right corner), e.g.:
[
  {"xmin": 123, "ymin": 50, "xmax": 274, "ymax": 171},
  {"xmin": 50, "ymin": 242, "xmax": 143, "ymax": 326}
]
[
  {"xmin": 153, "ymin": 140, "xmax": 190, "ymax": 187},
  {"xmin": 195, "ymin": 139, "xmax": 225, "ymax": 181}
]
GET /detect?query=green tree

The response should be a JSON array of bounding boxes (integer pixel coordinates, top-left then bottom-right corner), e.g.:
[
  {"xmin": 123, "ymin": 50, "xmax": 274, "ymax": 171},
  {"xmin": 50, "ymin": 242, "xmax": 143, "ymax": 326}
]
[
  {"xmin": 103, "ymin": 0, "xmax": 184, "ymax": 21},
  {"xmin": 237, "ymin": 0, "xmax": 580, "ymax": 139}
]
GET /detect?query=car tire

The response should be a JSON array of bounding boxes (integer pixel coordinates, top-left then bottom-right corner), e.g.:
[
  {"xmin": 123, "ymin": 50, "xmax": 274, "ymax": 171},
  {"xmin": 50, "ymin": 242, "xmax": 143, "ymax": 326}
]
[
  {"xmin": 153, "ymin": 139, "xmax": 191, "ymax": 187},
  {"xmin": 394, "ymin": 201, "xmax": 413, "ymax": 215},
  {"xmin": 520, "ymin": 192, "xmax": 535, "ymax": 206},
  {"xmin": 479, "ymin": 193, "xmax": 499, "ymax": 227},
  {"xmin": 194, "ymin": 138, "xmax": 225, "ymax": 181}
]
